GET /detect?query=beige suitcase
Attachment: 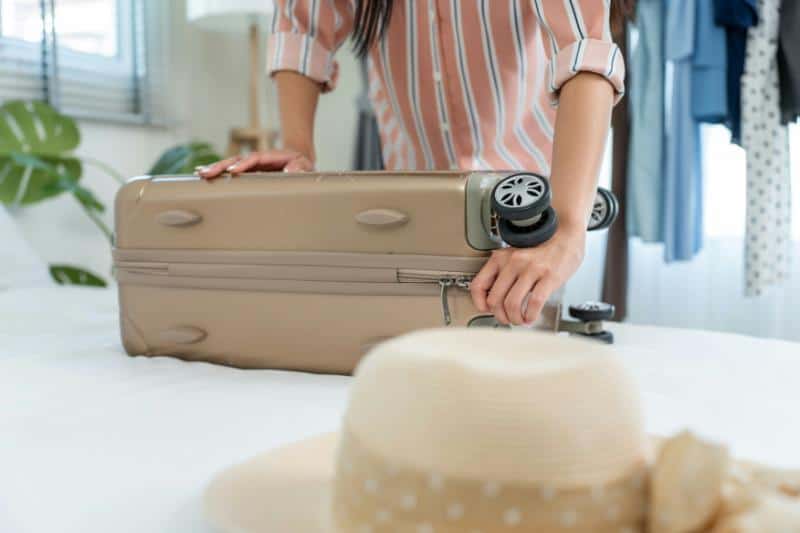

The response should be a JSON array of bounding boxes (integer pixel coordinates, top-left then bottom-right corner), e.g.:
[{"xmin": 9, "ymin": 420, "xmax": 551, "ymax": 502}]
[{"xmin": 113, "ymin": 171, "xmax": 617, "ymax": 373}]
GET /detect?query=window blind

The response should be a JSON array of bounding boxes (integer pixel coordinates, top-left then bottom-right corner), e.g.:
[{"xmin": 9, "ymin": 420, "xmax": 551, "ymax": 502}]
[{"xmin": 0, "ymin": 0, "xmax": 166, "ymax": 124}]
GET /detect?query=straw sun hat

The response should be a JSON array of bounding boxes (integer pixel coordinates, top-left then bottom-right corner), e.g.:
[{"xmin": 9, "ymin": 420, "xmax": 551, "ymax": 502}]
[{"xmin": 205, "ymin": 328, "xmax": 652, "ymax": 532}]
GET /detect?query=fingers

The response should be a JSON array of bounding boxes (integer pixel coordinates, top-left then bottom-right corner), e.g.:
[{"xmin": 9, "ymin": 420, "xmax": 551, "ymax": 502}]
[
  {"xmin": 504, "ymin": 272, "xmax": 537, "ymax": 326},
  {"xmin": 196, "ymin": 156, "xmax": 240, "ymax": 179},
  {"xmin": 248, "ymin": 150, "xmax": 305, "ymax": 172},
  {"xmin": 229, "ymin": 150, "xmax": 299, "ymax": 174},
  {"xmin": 227, "ymin": 152, "xmax": 262, "ymax": 175},
  {"xmin": 523, "ymin": 276, "xmax": 559, "ymax": 325},
  {"xmin": 486, "ymin": 267, "xmax": 518, "ymax": 325},
  {"xmin": 475, "ymin": 249, "xmax": 557, "ymax": 326},
  {"xmin": 196, "ymin": 150, "xmax": 313, "ymax": 179},
  {"xmin": 470, "ymin": 258, "xmax": 499, "ymax": 313}
]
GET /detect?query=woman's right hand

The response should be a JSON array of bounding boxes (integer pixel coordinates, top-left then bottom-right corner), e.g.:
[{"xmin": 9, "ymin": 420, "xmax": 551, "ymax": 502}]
[{"xmin": 197, "ymin": 149, "xmax": 315, "ymax": 180}]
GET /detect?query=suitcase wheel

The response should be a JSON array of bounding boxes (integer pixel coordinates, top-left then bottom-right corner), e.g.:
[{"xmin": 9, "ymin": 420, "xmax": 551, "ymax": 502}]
[
  {"xmin": 587, "ymin": 188, "xmax": 619, "ymax": 232},
  {"xmin": 497, "ymin": 206, "xmax": 558, "ymax": 248},
  {"xmin": 491, "ymin": 173, "xmax": 551, "ymax": 222},
  {"xmin": 568, "ymin": 301, "xmax": 616, "ymax": 322},
  {"xmin": 579, "ymin": 330, "xmax": 614, "ymax": 344}
]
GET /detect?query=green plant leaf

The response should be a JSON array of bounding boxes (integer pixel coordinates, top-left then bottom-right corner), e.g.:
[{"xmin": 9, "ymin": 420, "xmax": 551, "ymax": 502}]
[
  {"xmin": 0, "ymin": 100, "xmax": 80, "ymax": 154},
  {"xmin": 0, "ymin": 100, "xmax": 82, "ymax": 206},
  {"xmin": 17, "ymin": 151, "xmax": 111, "ymax": 240},
  {"xmin": 43, "ymin": 175, "xmax": 105, "ymax": 213},
  {"xmin": 148, "ymin": 141, "xmax": 221, "ymax": 175},
  {"xmin": 0, "ymin": 154, "xmax": 83, "ymax": 205},
  {"xmin": 49, "ymin": 265, "xmax": 107, "ymax": 288}
]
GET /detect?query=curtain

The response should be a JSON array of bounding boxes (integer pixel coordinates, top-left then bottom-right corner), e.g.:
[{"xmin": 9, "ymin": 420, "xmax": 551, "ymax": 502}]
[
  {"xmin": 569, "ymin": 124, "xmax": 800, "ymax": 342},
  {"xmin": 626, "ymin": 238, "xmax": 800, "ymax": 341}
]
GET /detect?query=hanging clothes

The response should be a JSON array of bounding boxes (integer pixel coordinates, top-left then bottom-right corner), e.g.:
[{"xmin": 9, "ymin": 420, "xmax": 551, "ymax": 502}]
[
  {"xmin": 692, "ymin": 0, "xmax": 728, "ymax": 123},
  {"xmin": 663, "ymin": 0, "xmax": 703, "ymax": 262},
  {"xmin": 778, "ymin": 0, "xmax": 800, "ymax": 123},
  {"xmin": 626, "ymin": 0, "xmax": 666, "ymax": 243},
  {"xmin": 714, "ymin": 0, "xmax": 758, "ymax": 144},
  {"xmin": 741, "ymin": 0, "xmax": 792, "ymax": 296},
  {"xmin": 352, "ymin": 59, "xmax": 385, "ymax": 171}
]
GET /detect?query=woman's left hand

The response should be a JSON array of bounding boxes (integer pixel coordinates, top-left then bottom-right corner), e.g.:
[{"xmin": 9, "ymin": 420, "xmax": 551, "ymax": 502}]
[{"xmin": 470, "ymin": 226, "xmax": 587, "ymax": 326}]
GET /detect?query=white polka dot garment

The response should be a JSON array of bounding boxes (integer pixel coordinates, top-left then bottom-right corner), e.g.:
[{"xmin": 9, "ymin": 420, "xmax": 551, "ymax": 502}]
[{"xmin": 741, "ymin": 0, "xmax": 793, "ymax": 297}]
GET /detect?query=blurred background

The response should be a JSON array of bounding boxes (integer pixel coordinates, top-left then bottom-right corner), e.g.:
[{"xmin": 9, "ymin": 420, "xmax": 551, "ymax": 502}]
[{"xmin": 2, "ymin": 0, "xmax": 798, "ymax": 341}]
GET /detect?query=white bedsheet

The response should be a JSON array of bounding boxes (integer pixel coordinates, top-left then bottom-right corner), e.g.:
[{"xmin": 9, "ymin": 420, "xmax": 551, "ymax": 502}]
[{"xmin": 1, "ymin": 287, "xmax": 798, "ymax": 533}]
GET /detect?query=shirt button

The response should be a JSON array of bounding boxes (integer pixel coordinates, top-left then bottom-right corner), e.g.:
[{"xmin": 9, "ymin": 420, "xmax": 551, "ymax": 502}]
[
  {"xmin": 450, "ymin": 163, "xmax": 460, "ymax": 170},
  {"xmin": 441, "ymin": 121, "xmax": 449, "ymax": 131},
  {"xmin": 433, "ymin": 72, "xmax": 441, "ymax": 82}
]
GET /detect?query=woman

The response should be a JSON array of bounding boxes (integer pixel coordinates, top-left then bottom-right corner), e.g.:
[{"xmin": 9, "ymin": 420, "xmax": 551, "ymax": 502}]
[{"xmin": 200, "ymin": 0, "xmax": 627, "ymax": 327}]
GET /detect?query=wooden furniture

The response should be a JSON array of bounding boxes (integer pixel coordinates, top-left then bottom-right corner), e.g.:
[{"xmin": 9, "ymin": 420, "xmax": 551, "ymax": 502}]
[{"xmin": 187, "ymin": 0, "xmax": 278, "ymax": 155}]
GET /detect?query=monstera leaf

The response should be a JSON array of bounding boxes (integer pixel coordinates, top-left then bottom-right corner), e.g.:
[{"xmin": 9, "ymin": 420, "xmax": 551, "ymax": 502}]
[
  {"xmin": 148, "ymin": 141, "xmax": 220, "ymax": 175},
  {"xmin": 49, "ymin": 265, "xmax": 107, "ymax": 288},
  {"xmin": 0, "ymin": 100, "xmax": 83, "ymax": 205}
]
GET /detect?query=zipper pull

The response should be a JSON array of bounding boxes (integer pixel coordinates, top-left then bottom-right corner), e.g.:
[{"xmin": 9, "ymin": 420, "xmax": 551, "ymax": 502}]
[
  {"xmin": 455, "ymin": 276, "xmax": 473, "ymax": 290},
  {"xmin": 439, "ymin": 278, "xmax": 454, "ymax": 326}
]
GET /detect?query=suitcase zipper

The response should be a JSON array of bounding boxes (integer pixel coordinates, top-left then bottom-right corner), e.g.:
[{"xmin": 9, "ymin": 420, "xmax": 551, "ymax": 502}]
[
  {"xmin": 397, "ymin": 270, "xmax": 474, "ymax": 326},
  {"xmin": 438, "ymin": 277, "xmax": 473, "ymax": 326},
  {"xmin": 116, "ymin": 259, "xmax": 479, "ymax": 327}
]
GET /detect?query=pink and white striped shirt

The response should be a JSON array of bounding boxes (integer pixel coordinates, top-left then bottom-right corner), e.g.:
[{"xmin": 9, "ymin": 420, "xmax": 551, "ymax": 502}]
[{"xmin": 268, "ymin": 0, "xmax": 625, "ymax": 173}]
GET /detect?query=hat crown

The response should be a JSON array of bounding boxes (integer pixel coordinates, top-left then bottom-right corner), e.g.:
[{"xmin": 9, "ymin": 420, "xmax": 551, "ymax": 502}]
[{"xmin": 344, "ymin": 328, "xmax": 646, "ymax": 488}]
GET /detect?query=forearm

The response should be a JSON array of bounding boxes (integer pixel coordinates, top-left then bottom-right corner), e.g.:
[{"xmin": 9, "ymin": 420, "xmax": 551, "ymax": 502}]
[
  {"xmin": 275, "ymin": 71, "xmax": 321, "ymax": 162},
  {"xmin": 549, "ymin": 73, "xmax": 615, "ymax": 236}
]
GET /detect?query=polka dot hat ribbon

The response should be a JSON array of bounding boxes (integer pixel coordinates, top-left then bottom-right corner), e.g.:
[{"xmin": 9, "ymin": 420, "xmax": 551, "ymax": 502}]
[
  {"xmin": 330, "ymin": 429, "xmax": 800, "ymax": 533},
  {"xmin": 330, "ymin": 428, "xmax": 648, "ymax": 533}
]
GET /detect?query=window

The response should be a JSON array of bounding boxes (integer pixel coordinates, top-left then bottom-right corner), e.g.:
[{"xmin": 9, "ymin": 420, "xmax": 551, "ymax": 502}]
[
  {"xmin": 703, "ymin": 124, "xmax": 799, "ymax": 238},
  {"xmin": 0, "ymin": 0, "xmax": 165, "ymax": 123}
]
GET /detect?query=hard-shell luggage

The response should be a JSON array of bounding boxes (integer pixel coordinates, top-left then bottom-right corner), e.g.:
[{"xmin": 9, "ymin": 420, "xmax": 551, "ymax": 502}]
[{"xmin": 113, "ymin": 171, "xmax": 617, "ymax": 373}]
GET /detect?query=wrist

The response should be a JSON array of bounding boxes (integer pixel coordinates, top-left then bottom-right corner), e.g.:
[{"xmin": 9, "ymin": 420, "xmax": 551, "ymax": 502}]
[
  {"xmin": 553, "ymin": 216, "xmax": 587, "ymax": 257},
  {"xmin": 281, "ymin": 137, "xmax": 315, "ymax": 162},
  {"xmin": 550, "ymin": 188, "xmax": 593, "ymax": 236},
  {"xmin": 553, "ymin": 210, "xmax": 588, "ymax": 239}
]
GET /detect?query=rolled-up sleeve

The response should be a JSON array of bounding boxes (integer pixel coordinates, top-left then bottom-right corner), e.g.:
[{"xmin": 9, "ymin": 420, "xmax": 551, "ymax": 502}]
[
  {"xmin": 532, "ymin": 0, "xmax": 626, "ymax": 105},
  {"xmin": 268, "ymin": 0, "xmax": 354, "ymax": 92}
]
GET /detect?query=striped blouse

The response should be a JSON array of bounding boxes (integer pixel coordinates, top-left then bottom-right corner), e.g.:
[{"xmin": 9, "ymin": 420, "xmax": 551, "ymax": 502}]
[{"xmin": 268, "ymin": 0, "xmax": 625, "ymax": 173}]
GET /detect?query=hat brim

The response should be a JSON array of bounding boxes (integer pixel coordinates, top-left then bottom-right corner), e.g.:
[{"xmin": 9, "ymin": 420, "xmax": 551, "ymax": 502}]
[{"xmin": 204, "ymin": 432, "xmax": 338, "ymax": 533}]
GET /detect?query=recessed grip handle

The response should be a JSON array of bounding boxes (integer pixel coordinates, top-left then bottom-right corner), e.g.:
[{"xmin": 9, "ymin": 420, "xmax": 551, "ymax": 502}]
[
  {"xmin": 355, "ymin": 209, "xmax": 409, "ymax": 227},
  {"xmin": 156, "ymin": 210, "xmax": 202, "ymax": 227},
  {"xmin": 159, "ymin": 326, "xmax": 207, "ymax": 345}
]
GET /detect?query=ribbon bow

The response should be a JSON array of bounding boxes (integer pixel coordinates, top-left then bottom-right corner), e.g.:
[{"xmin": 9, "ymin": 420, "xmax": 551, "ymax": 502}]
[{"xmin": 650, "ymin": 432, "xmax": 800, "ymax": 532}]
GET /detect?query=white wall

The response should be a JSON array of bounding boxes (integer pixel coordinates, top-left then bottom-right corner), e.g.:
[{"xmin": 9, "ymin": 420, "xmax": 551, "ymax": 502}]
[{"xmin": 12, "ymin": 0, "xmax": 361, "ymax": 280}]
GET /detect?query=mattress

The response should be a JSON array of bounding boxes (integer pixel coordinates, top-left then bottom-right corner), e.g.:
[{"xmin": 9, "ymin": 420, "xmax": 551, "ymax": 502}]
[{"xmin": 1, "ymin": 287, "xmax": 798, "ymax": 533}]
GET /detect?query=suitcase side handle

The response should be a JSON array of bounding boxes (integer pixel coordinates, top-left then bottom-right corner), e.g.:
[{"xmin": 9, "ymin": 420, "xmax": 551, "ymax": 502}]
[
  {"xmin": 156, "ymin": 209, "xmax": 203, "ymax": 227},
  {"xmin": 355, "ymin": 208, "xmax": 409, "ymax": 227},
  {"xmin": 159, "ymin": 326, "xmax": 207, "ymax": 344}
]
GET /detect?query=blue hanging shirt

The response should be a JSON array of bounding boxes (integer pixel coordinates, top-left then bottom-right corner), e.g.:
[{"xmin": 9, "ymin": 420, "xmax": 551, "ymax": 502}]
[
  {"xmin": 663, "ymin": 0, "xmax": 703, "ymax": 262},
  {"xmin": 627, "ymin": 0, "xmax": 666, "ymax": 243},
  {"xmin": 713, "ymin": 0, "xmax": 758, "ymax": 143},
  {"xmin": 692, "ymin": 0, "xmax": 728, "ymax": 123}
]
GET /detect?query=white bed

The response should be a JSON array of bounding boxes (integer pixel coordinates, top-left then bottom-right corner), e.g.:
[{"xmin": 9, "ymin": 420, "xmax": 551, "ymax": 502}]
[{"xmin": 1, "ymin": 286, "xmax": 799, "ymax": 533}]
